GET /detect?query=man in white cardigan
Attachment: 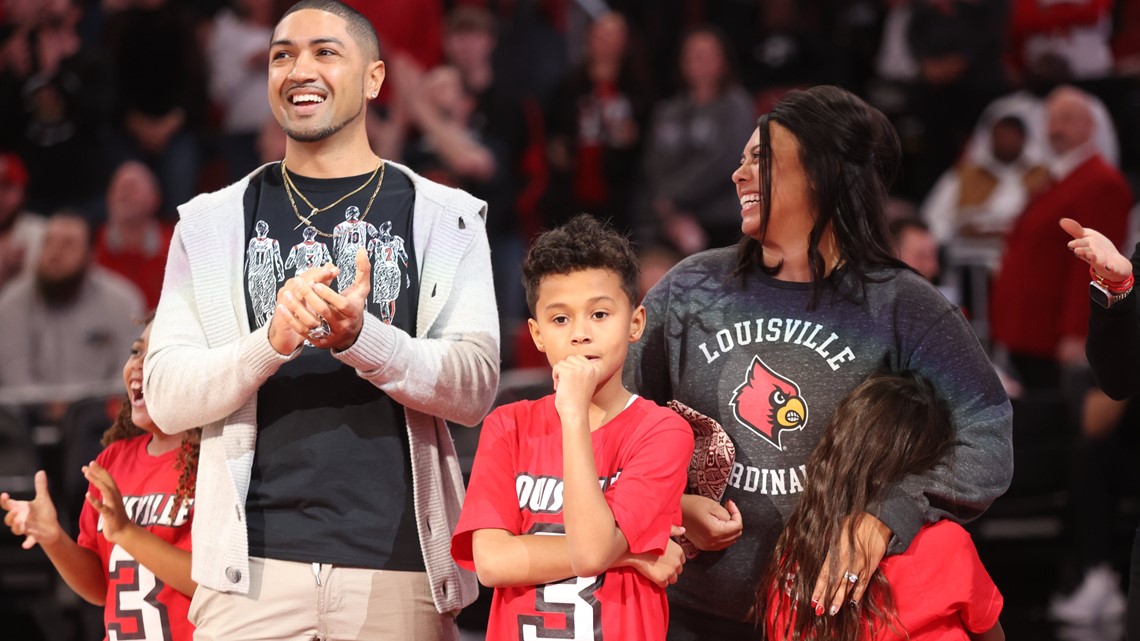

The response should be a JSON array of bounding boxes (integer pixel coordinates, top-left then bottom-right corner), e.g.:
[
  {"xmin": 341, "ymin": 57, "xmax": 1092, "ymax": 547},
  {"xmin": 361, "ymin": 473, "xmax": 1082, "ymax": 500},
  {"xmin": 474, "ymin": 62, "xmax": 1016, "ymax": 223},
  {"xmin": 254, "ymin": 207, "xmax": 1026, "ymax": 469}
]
[{"xmin": 143, "ymin": 2, "xmax": 499, "ymax": 639}]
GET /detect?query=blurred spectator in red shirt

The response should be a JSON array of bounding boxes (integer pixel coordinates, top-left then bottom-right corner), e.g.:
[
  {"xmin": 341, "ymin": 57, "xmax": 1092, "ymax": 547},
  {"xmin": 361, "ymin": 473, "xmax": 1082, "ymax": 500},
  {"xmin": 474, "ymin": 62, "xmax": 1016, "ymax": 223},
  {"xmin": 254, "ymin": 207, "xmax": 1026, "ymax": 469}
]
[
  {"xmin": 94, "ymin": 161, "xmax": 172, "ymax": 311},
  {"xmin": 990, "ymin": 86, "xmax": 1132, "ymax": 389}
]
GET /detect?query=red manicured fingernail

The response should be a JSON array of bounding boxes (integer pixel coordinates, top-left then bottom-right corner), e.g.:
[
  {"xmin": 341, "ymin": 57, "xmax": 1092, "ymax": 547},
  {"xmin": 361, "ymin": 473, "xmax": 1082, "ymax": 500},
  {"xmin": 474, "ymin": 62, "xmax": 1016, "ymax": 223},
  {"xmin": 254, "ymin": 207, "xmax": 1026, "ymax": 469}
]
[{"xmin": 815, "ymin": 604, "xmax": 824, "ymax": 616}]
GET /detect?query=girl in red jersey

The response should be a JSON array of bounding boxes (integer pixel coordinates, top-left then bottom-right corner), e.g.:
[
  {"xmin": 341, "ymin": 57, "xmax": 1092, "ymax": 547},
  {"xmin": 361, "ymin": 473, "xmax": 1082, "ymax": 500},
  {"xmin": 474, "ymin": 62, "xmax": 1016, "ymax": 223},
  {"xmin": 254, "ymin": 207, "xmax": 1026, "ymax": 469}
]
[
  {"xmin": 760, "ymin": 370, "xmax": 1005, "ymax": 641},
  {"xmin": 1, "ymin": 316, "xmax": 199, "ymax": 641}
]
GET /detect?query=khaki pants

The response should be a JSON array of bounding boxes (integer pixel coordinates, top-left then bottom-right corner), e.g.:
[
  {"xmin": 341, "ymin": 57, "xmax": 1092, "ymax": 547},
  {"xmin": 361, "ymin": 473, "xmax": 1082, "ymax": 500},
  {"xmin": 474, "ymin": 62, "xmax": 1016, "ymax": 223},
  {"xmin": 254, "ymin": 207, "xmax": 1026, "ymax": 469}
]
[{"xmin": 190, "ymin": 557, "xmax": 458, "ymax": 641}]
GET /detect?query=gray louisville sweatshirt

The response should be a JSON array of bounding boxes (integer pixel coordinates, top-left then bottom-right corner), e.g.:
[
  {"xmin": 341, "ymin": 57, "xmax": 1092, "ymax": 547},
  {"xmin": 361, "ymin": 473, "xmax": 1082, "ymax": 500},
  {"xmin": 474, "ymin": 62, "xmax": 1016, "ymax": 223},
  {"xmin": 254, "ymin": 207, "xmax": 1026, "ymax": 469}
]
[{"xmin": 624, "ymin": 247, "xmax": 1012, "ymax": 622}]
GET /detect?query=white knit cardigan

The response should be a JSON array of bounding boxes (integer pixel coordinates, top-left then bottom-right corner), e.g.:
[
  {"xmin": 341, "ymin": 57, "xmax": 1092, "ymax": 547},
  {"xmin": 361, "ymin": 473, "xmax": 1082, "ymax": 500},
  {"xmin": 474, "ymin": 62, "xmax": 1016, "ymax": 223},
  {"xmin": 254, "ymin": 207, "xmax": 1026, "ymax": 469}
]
[{"xmin": 143, "ymin": 161, "xmax": 500, "ymax": 615}]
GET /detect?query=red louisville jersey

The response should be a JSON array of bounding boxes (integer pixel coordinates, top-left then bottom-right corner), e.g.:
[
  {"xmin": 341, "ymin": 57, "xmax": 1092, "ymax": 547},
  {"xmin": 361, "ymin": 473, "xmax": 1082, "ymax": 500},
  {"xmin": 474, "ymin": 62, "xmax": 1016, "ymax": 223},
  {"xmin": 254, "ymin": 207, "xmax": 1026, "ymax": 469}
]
[
  {"xmin": 78, "ymin": 434, "xmax": 194, "ymax": 641},
  {"xmin": 453, "ymin": 394, "xmax": 693, "ymax": 641}
]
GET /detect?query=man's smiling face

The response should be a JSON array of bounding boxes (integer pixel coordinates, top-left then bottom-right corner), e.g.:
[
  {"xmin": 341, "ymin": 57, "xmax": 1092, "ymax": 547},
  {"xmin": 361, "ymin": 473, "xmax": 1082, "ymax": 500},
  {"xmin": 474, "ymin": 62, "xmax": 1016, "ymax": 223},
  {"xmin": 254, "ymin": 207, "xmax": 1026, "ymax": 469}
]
[{"xmin": 268, "ymin": 9, "xmax": 378, "ymax": 143}]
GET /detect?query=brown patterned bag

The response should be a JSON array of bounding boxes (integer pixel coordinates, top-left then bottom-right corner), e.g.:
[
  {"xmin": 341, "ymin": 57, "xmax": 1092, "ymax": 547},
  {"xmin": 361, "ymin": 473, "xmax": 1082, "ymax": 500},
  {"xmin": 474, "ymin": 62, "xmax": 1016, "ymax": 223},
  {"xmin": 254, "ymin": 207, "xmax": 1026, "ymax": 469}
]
[{"xmin": 667, "ymin": 400, "xmax": 736, "ymax": 558}]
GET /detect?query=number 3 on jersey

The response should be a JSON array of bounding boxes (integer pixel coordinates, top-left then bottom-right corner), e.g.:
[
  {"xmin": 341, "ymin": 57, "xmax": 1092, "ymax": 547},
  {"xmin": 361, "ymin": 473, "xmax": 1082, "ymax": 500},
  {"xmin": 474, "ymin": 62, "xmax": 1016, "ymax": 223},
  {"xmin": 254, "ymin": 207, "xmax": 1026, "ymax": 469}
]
[
  {"xmin": 107, "ymin": 545, "xmax": 173, "ymax": 641},
  {"xmin": 519, "ymin": 574, "xmax": 605, "ymax": 641}
]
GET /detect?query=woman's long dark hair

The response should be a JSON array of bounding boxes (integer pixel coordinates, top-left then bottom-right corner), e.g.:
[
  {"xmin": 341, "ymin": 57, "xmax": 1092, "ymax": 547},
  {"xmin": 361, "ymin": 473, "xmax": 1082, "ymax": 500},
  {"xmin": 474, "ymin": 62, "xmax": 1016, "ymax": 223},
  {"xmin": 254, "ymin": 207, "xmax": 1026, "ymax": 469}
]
[
  {"xmin": 757, "ymin": 369, "xmax": 958, "ymax": 641},
  {"xmin": 734, "ymin": 85, "xmax": 904, "ymax": 309}
]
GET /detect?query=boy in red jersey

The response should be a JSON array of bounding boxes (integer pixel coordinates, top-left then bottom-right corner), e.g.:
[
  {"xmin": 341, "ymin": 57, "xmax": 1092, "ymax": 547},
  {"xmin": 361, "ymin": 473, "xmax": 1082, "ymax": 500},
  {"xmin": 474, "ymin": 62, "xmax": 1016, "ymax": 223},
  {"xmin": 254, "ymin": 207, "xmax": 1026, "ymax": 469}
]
[{"xmin": 452, "ymin": 214, "xmax": 694, "ymax": 640}]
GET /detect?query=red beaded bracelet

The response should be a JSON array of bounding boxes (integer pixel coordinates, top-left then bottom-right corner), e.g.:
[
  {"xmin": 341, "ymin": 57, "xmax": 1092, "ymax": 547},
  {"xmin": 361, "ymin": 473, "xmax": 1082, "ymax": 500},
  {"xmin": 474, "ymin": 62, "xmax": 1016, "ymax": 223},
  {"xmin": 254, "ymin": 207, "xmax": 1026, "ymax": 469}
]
[{"xmin": 1091, "ymin": 266, "xmax": 1135, "ymax": 292}]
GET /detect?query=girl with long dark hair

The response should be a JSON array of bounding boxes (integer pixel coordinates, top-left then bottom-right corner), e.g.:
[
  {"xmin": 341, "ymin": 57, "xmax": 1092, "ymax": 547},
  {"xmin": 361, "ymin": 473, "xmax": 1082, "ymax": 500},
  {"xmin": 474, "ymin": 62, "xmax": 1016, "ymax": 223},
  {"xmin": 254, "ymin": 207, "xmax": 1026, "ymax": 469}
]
[
  {"xmin": 626, "ymin": 85, "xmax": 1012, "ymax": 639},
  {"xmin": 761, "ymin": 370, "xmax": 1005, "ymax": 641},
  {"xmin": 1, "ymin": 315, "xmax": 200, "ymax": 641}
]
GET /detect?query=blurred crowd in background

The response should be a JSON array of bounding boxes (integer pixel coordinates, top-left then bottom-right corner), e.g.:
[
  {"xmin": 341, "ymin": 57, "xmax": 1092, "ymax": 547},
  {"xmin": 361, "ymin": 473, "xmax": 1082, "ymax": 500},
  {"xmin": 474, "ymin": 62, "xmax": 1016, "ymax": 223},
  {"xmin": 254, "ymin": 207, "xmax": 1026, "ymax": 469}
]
[{"xmin": 3, "ymin": 0, "xmax": 1140, "ymax": 639}]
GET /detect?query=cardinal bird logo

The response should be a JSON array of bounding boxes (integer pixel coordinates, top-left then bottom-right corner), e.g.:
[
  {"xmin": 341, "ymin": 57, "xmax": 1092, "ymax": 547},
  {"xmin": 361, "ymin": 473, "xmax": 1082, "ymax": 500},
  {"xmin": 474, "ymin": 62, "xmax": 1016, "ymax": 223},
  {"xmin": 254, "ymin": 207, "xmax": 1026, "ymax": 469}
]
[{"xmin": 730, "ymin": 356, "xmax": 808, "ymax": 450}]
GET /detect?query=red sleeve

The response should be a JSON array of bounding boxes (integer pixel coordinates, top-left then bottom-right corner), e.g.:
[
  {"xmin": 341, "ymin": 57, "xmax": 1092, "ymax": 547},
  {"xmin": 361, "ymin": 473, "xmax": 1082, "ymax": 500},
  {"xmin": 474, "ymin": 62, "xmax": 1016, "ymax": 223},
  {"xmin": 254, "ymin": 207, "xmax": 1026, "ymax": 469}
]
[
  {"xmin": 950, "ymin": 531, "xmax": 1004, "ymax": 633},
  {"xmin": 606, "ymin": 412, "xmax": 694, "ymax": 555},
  {"xmin": 451, "ymin": 407, "xmax": 522, "ymax": 572},
  {"xmin": 897, "ymin": 522, "xmax": 1003, "ymax": 634},
  {"xmin": 1061, "ymin": 176, "xmax": 1132, "ymax": 337}
]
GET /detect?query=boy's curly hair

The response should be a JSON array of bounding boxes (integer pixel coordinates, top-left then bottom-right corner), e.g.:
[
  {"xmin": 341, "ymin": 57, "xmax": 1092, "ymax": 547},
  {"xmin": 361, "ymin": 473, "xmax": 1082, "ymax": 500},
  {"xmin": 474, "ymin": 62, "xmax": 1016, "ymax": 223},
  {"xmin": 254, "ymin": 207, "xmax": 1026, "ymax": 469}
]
[{"xmin": 522, "ymin": 214, "xmax": 640, "ymax": 315}]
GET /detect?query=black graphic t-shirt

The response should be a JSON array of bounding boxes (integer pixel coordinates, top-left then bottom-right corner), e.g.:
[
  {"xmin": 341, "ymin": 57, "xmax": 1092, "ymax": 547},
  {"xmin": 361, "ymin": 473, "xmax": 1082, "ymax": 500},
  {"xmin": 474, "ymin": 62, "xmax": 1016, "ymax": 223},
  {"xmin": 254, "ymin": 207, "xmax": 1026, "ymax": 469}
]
[
  {"xmin": 240, "ymin": 163, "xmax": 424, "ymax": 570},
  {"xmin": 625, "ymin": 247, "xmax": 1010, "ymax": 621}
]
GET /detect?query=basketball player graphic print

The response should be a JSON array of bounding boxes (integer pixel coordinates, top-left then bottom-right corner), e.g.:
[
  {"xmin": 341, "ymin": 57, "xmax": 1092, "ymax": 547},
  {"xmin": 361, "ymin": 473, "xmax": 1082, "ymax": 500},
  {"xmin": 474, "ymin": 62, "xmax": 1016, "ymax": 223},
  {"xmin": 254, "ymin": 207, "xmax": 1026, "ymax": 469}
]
[
  {"xmin": 730, "ymin": 356, "xmax": 808, "ymax": 450},
  {"xmin": 332, "ymin": 205, "xmax": 378, "ymax": 290},
  {"xmin": 246, "ymin": 220, "xmax": 285, "ymax": 328},
  {"xmin": 369, "ymin": 220, "xmax": 409, "ymax": 325},
  {"xmin": 286, "ymin": 226, "xmax": 333, "ymax": 276}
]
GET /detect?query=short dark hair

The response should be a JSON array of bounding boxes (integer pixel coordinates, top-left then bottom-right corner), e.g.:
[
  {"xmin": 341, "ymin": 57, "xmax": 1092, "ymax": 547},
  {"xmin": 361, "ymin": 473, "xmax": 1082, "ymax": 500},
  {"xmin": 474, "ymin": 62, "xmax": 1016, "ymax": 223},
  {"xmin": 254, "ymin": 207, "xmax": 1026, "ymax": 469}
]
[
  {"xmin": 48, "ymin": 208, "xmax": 95, "ymax": 249},
  {"xmin": 522, "ymin": 214, "xmax": 639, "ymax": 316},
  {"xmin": 281, "ymin": 0, "xmax": 380, "ymax": 61}
]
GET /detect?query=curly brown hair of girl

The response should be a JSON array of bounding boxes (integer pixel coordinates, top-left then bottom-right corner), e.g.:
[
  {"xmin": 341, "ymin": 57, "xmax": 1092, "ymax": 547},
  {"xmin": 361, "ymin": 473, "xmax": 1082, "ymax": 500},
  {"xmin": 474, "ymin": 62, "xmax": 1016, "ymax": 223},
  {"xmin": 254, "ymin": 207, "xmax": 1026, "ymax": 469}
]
[
  {"xmin": 100, "ymin": 398, "xmax": 145, "ymax": 447},
  {"xmin": 172, "ymin": 428, "xmax": 200, "ymax": 517},
  {"xmin": 100, "ymin": 397, "xmax": 201, "ymax": 519}
]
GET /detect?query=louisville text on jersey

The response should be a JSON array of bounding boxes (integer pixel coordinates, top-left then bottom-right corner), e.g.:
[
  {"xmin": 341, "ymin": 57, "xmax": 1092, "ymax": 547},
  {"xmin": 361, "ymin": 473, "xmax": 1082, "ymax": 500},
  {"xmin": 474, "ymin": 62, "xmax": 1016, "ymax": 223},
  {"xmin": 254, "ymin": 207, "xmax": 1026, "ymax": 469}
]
[{"xmin": 516, "ymin": 471, "xmax": 623, "ymax": 515}]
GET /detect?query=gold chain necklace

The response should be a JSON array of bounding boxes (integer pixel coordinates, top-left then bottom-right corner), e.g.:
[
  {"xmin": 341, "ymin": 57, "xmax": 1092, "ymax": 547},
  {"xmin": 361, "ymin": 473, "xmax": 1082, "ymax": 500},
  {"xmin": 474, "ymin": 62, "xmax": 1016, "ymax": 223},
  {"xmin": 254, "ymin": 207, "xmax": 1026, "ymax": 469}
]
[
  {"xmin": 281, "ymin": 157, "xmax": 380, "ymax": 217},
  {"xmin": 281, "ymin": 159, "xmax": 386, "ymax": 238}
]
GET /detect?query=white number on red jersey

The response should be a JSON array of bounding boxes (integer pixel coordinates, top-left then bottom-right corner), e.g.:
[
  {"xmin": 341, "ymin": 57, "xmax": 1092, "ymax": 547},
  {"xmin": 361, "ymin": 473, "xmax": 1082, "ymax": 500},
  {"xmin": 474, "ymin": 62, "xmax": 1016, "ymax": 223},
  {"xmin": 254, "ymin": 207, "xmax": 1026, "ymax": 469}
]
[{"xmin": 107, "ymin": 545, "xmax": 172, "ymax": 641}]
